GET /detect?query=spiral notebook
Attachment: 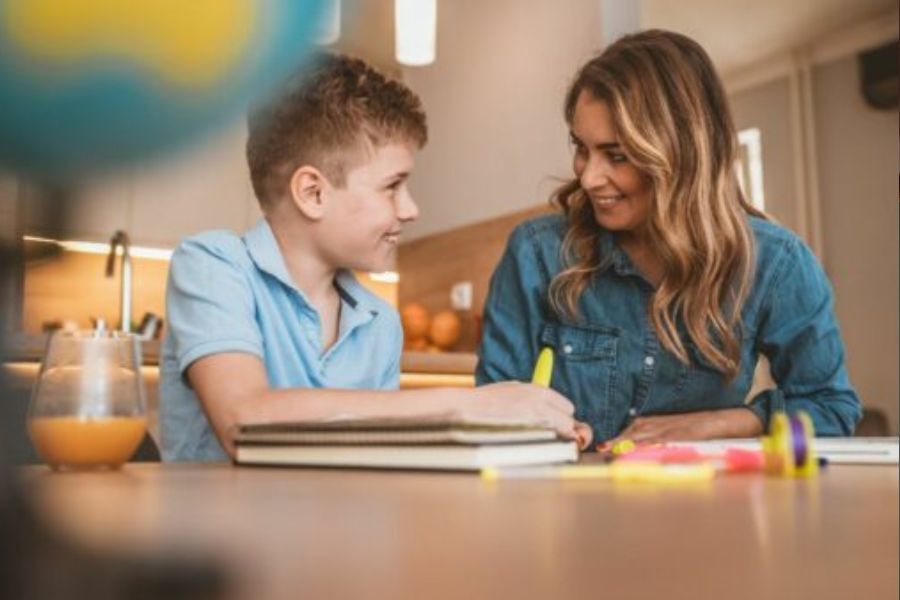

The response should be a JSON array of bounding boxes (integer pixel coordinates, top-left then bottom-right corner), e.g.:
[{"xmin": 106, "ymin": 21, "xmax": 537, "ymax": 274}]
[{"xmin": 234, "ymin": 418, "xmax": 578, "ymax": 471}]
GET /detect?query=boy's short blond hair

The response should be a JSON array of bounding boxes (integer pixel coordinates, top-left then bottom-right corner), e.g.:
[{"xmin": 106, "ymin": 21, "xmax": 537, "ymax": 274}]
[{"xmin": 246, "ymin": 53, "xmax": 428, "ymax": 208}]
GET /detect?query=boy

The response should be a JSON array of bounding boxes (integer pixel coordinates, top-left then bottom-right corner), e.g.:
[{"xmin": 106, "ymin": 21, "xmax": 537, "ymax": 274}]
[{"xmin": 160, "ymin": 54, "xmax": 584, "ymax": 461}]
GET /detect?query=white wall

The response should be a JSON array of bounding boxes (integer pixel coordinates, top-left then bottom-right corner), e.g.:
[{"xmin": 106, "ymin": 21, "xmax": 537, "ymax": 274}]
[
  {"xmin": 733, "ymin": 52, "xmax": 899, "ymax": 433},
  {"xmin": 401, "ymin": 0, "xmax": 604, "ymax": 240},
  {"xmin": 18, "ymin": 121, "xmax": 260, "ymax": 247},
  {"xmin": 813, "ymin": 54, "xmax": 899, "ymax": 433},
  {"xmin": 730, "ymin": 78, "xmax": 799, "ymax": 231}
]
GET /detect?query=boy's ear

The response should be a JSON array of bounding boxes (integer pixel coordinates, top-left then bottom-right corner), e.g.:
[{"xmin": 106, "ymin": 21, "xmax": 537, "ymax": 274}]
[{"xmin": 288, "ymin": 166, "xmax": 329, "ymax": 220}]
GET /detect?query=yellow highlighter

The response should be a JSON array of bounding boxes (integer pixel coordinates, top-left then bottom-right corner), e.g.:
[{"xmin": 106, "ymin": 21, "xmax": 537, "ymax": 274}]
[
  {"xmin": 480, "ymin": 463, "xmax": 714, "ymax": 484},
  {"xmin": 531, "ymin": 347, "xmax": 554, "ymax": 387}
]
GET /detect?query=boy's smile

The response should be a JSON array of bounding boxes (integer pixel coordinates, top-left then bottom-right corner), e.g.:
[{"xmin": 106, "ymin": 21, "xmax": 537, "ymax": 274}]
[
  {"xmin": 383, "ymin": 229, "xmax": 403, "ymax": 245},
  {"xmin": 319, "ymin": 141, "xmax": 419, "ymax": 272}
]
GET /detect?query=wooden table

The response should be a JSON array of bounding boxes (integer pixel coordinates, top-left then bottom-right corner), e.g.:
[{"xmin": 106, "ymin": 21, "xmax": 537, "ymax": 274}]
[{"xmin": 21, "ymin": 460, "xmax": 899, "ymax": 600}]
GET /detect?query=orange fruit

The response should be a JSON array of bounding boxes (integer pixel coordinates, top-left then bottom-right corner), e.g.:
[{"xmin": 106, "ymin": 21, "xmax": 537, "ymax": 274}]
[
  {"xmin": 400, "ymin": 303, "xmax": 430, "ymax": 341},
  {"xmin": 429, "ymin": 310, "xmax": 461, "ymax": 350}
]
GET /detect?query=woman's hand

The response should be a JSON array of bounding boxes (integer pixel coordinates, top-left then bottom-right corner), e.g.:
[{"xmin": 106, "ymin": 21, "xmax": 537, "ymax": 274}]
[
  {"xmin": 457, "ymin": 382, "xmax": 593, "ymax": 449},
  {"xmin": 606, "ymin": 408, "xmax": 763, "ymax": 446}
]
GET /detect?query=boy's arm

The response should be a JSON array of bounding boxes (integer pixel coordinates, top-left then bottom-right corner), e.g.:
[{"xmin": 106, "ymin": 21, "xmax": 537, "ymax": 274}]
[{"xmin": 188, "ymin": 352, "xmax": 583, "ymax": 457}]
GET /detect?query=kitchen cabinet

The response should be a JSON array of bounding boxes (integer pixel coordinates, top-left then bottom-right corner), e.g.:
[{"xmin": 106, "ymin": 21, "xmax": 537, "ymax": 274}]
[
  {"xmin": 1, "ymin": 173, "xmax": 21, "ymax": 330},
  {"xmin": 19, "ymin": 120, "xmax": 258, "ymax": 248},
  {"xmin": 20, "ymin": 171, "xmax": 132, "ymax": 243},
  {"xmin": 0, "ymin": 173, "xmax": 18, "ymax": 242},
  {"xmin": 130, "ymin": 122, "xmax": 256, "ymax": 247}
]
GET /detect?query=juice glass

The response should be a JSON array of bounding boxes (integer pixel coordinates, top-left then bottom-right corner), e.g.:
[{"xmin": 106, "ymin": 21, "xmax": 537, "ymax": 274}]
[{"xmin": 28, "ymin": 330, "xmax": 147, "ymax": 470}]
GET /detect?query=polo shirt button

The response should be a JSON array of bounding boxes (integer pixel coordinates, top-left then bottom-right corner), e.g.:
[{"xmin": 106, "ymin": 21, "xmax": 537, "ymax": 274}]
[
  {"xmin": 562, "ymin": 344, "xmax": 573, "ymax": 355},
  {"xmin": 644, "ymin": 355, "xmax": 655, "ymax": 367}
]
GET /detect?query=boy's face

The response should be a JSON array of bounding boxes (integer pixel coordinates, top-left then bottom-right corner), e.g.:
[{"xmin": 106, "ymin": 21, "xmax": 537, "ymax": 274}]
[{"xmin": 317, "ymin": 142, "xmax": 419, "ymax": 272}]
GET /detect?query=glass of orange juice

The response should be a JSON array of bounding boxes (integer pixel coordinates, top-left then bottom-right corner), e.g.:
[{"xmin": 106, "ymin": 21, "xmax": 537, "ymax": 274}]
[{"xmin": 28, "ymin": 329, "xmax": 147, "ymax": 470}]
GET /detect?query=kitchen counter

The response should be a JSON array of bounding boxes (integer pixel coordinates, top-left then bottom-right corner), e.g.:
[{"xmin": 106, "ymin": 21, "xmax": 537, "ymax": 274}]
[
  {"xmin": 4, "ymin": 334, "xmax": 477, "ymax": 377},
  {"xmin": 399, "ymin": 350, "xmax": 477, "ymax": 374},
  {"xmin": 3, "ymin": 332, "xmax": 161, "ymax": 364}
]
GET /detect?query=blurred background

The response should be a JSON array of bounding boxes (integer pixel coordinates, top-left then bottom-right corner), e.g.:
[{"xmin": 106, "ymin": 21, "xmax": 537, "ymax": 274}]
[{"xmin": 1, "ymin": 0, "xmax": 897, "ymax": 467}]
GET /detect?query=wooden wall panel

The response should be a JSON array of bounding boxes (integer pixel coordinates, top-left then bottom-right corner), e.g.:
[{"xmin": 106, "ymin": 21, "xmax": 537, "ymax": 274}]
[
  {"xmin": 397, "ymin": 204, "xmax": 556, "ymax": 352},
  {"xmin": 20, "ymin": 247, "xmax": 396, "ymax": 336},
  {"xmin": 22, "ymin": 249, "xmax": 169, "ymax": 334}
]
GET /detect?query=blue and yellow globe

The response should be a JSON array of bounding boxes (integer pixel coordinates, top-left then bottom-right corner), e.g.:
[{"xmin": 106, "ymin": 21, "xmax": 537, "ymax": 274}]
[{"xmin": 0, "ymin": 0, "xmax": 330, "ymax": 179}]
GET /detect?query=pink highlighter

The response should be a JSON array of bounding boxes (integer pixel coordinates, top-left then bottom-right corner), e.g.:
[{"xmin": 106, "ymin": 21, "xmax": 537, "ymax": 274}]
[{"xmin": 613, "ymin": 443, "xmax": 766, "ymax": 473}]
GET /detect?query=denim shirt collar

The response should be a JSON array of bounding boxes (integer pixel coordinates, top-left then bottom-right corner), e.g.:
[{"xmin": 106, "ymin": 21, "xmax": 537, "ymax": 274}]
[
  {"xmin": 243, "ymin": 219, "xmax": 378, "ymax": 324},
  {"xmin": 597, "ymin": 228, "xmax": 640, "ymax": 278}
]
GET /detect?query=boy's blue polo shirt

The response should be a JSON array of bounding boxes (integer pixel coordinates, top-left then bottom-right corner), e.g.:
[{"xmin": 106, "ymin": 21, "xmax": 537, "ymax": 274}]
[{"xmin": 160, "ymin": 219, "xmax": 402, "ymax": 462}]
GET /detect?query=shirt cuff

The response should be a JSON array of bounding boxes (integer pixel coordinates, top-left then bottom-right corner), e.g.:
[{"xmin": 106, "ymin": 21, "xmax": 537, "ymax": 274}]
[{"xmin": 746, "ymin": 388, "xmax": 786, "ymax": 433}]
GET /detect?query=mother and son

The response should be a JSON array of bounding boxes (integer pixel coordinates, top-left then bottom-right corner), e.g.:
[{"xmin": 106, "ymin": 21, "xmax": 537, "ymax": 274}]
[{"xmin": 159, "ymin": 30, "xmax": 860, "ymax": 462}]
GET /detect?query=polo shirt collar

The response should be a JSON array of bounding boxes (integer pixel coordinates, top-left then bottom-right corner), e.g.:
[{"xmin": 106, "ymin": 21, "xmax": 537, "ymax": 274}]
[
  {"xmin": 334, "ymin": 270, "xmax": 378, "ymax": 331},
  {"xmin": 244, "ymin": 219, "xmax": 297, "ymax": 291},
  {"xmin": 243, "ymin": 219, "xmax": 379, "ymax": 320}
]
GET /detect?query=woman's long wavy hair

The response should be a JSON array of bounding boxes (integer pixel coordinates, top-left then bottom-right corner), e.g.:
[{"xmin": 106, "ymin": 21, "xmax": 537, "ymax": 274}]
[{"xmin": 549, "ymin": 30, "xmax": 767, "ymax": 379}]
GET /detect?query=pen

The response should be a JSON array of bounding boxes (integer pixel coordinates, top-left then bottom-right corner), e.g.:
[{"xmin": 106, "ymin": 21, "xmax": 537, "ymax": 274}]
[
  {"xmin": 481, "ymin": 462, "xmax": 715, "ymax": 483},
  {"xmin": 482, "ymin": 464, "xmax": 611, "ymax": 481},
  {"xmin": 532, "ymin": 345, "xmax": 592, "ymax": 449}
]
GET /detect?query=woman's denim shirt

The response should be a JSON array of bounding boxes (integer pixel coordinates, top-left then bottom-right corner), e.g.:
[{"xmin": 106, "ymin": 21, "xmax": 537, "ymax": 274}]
[{"xmin": 476, "ymin": 214, "xmax": 861, "ymax": 440}]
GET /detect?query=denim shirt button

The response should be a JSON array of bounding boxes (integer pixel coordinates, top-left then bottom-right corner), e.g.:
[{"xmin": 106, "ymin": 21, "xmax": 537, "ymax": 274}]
[
  {"xmin": 628, "ymin": 407, "xmax": 638, "ymax": 417},
  {"xmin": 644, "ymin": 355, "xmax": 655, "ymax": 367},
  {"xmin": 562, "ymin": 344, "xmax": 573, "ymax": 355}
]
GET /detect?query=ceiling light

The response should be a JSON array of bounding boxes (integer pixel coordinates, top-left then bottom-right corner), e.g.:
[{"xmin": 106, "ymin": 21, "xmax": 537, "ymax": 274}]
[{"xmin": 395, "ymin": 0, "xmax": 436, "ymax": 66}]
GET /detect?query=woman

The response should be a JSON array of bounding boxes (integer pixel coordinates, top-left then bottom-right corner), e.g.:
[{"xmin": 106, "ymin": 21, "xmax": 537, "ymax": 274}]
[{"xmin": 476, "ymin": 30, "xmax": 860, "ymax": 445}]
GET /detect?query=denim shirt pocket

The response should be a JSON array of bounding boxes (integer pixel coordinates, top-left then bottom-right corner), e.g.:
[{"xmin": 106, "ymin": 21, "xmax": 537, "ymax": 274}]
[
  {"xmin": 677, "ymin": 340, "xmax": 740, "ymax": 410},
  {"xmin": 539, "ymin": 323, "xmax": 618, "ymax": 428}
]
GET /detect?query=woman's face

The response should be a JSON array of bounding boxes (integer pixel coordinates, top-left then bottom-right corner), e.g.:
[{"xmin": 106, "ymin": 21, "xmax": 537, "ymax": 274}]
[{"xmin": 570, "ymin": 89, "xmax": 653, "ymax": 236}]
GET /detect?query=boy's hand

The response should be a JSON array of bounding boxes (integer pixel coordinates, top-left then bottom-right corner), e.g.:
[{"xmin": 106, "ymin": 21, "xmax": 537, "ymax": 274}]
[
  {"xmin": 459, "ymin": 382, "xmax": 591, "ymax": 447},
  {"xmin": 574, "ymin": 421, "xmax": 593, "ymax": 450}
]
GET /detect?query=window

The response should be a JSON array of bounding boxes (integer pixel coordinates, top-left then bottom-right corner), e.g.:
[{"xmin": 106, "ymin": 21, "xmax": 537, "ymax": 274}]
[{"xmin": 736, "ymin": 127, "xmax": 765, "ymax": 211}]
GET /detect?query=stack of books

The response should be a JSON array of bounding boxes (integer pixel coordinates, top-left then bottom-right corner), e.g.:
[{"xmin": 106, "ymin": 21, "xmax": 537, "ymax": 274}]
[{"xmin": 234, "ymin": 418, "xmax": 578, "ymax": 471}]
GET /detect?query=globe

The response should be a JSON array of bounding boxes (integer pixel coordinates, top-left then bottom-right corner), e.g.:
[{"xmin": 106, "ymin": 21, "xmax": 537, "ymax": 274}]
[{"xmin": 0, "ymin": 0, "xmax": 330, "ymax": 179}]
